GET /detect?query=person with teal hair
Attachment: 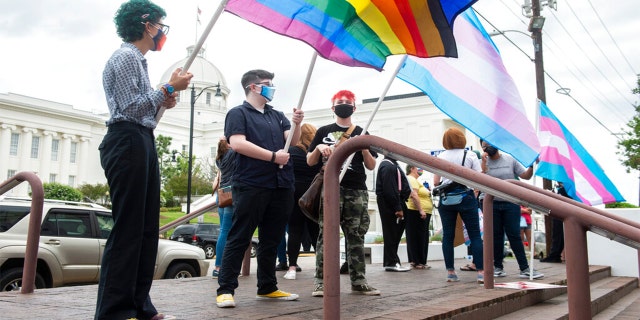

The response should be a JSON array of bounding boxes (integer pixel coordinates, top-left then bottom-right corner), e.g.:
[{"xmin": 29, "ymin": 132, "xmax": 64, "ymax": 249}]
[{"xmin": 96, "ymin": 1, "xmax": 192, "ymax": 319}]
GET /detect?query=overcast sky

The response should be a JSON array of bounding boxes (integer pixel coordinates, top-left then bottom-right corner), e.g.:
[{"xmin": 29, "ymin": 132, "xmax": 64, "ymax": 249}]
[{"xmin": 1, "ymin": 0, "xmax": 638, "ymax": 205}]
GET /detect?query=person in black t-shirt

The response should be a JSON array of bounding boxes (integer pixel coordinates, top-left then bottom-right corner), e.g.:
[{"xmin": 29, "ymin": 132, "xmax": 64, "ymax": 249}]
[{"xmin": 307, "ymin": 90, "xmax": 380, "ymax": 297}]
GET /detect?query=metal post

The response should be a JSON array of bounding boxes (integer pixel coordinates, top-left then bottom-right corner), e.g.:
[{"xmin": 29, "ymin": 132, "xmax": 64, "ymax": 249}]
[
  {"xmin": 187, "ymin": 85, "xmax": 195, "ymax": 215},
  {"xmin": 563, "ymin": 217, "xmax": 591, "ymax": 319}
]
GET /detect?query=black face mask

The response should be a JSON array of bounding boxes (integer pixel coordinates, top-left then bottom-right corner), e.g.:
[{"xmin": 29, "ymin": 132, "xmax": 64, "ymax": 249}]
[
  {"xmin": 484, "ymin": 146, "xmax": 498, "ymax": 157},
  {"xmin": 333, "ymin": 104, "xmax": 354, "ymax": 118}
]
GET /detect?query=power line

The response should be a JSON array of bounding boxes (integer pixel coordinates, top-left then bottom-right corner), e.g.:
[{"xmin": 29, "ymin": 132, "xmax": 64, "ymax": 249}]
[
  {"xmin": 474, "ymin": 9, "xmax": 624, "ymax": 141},
  {"xmin": 586, "ymin": 0, "xmax": 637, "ymax": 75},
  {"xmin": 547, "ymin": 9, "xmax": 635, "ymax": 108},
  {"xmin": 564, "ymin": 1, "xmax": 634, "ymax": 93}
]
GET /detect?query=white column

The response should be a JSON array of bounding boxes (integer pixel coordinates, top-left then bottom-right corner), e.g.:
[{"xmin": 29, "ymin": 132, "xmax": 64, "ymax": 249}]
[
  {"xmin": 60, "ymin": 133, "xmax": 74, "ymax": 184},
  {"xmin": 0, "ymin": 124, "xmax": 17, "ymax": 181},
  {"xmin": 20, "ymin": 128, "xmax": 37, "ymax": 172},
  {"xmin": 40, "ymin": 131, "xmax": 57, "ymax": 183},
  {"xmin": 78, "ymin": 136, "xmax": 91, "ymax": 186}
]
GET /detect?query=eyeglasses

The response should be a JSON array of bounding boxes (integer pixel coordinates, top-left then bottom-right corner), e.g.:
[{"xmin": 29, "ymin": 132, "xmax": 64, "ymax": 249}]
[
  {"xmin": 245, "ymin": 80, "xmax": 274, "ymax": 88},
  {"xmin": 153, "ymin": 23, "xmax": 170, "ymax": 35}
]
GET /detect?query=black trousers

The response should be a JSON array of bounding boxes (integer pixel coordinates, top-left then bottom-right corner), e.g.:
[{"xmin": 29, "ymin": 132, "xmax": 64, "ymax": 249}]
[
  {"xmin": 405, "ymin": 209, "xmax": 429, "ymax": 265},
  {"xmin": 287, "ymin": 183, "xmax": 319, "ymax": 266},
  {"xmin": 96, "ymin": 122, "xmax": 160, "ymax": 320},
  {"xmin": 547, "ymin": 218, "xmax": 565, "ymax": 259},
  {"xmin": 378, "ymin": 199, "xmax": 406, "ymax": 267},
  {"xmin": 217, "ymin": 184, "xmax": 293, "ymax": 296}
]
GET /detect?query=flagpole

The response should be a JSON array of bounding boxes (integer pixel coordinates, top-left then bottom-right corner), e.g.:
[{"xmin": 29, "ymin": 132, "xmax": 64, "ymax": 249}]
[
  {"xmin": 529, "ymin": 99, "xmax": 542, "ymax": 280},
  {"xmin": 279, "ymin": 52, "xmax": 318, "ymax": 168},
  {"xmin": 155, "ymin": 0, "xmax": 229, "ymax": 123},
  {"xmin": 338, "ymin": 55, "xmax": 408, "ymax": 181}
]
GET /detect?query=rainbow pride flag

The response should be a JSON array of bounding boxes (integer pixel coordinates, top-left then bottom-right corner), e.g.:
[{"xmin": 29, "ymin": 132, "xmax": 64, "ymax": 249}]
[
  {"xmin": 397, "ymin": 9, "xmax": 540, "ymax": 166},
  {"xmin": 537, "ymin": 101, "xmax": 624, "ymax": 205},
  {"xmin": 225, "ymin": 0, "xmax": 477, "ymax": 70}
]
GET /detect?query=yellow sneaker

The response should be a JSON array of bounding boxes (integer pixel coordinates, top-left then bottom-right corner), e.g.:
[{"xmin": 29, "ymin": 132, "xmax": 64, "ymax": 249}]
[
  {"xmin": 256, "ymin": 289, "xmax": 299, "ymax": 300},
  {"xmin": 216, "ymin": 293, "xmax": 236, "ymax": 308}
]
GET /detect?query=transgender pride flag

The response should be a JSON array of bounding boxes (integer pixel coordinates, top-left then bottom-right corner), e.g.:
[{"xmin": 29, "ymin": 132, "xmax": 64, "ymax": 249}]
[
  {"xmin": 397, "ymin": 9, "xmax": 540, "ymax": 166},
  {"xmin": 537, "ymin": 101, "xmax": 624, "ymax": 205}
]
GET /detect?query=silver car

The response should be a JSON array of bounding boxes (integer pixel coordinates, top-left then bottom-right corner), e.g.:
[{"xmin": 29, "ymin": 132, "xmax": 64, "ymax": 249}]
[{"xmin": 0, "ymin": 197, "xmax": 209, "ymax": 291}]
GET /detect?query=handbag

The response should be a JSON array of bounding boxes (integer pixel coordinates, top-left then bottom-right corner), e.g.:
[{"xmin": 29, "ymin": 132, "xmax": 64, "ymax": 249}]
[
  {"xmin": 217, "ymin": 186, "xmax": 233, "ymax": 208},
  {"xmin": 438, "ymin": 150, "xmax": 469, "ymax": 206},
  {"xmin": 298, "ymin": 167, "xmax": 324, "ymax": 223},
  {"xmin": 440, "ymin": 189, "xmax": 468, "ymax": 206},
  {"xmin": 298, "ymin": 124, "xmax": 356, "ymax": 223}
]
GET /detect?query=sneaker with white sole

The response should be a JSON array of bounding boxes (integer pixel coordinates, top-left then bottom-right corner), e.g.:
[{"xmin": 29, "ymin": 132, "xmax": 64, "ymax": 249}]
[
  {"xmin": 312, "ymin": 284, "xmax": 324, "ymax": 297},
  {"xmin": 283, "ymin": 269, "xmax": 296, "ymax": 280},
  {"xmin": 216, "ymin": 293, "xmax": 235, "ymax": 308},
  {"xmin": 494, "ymin": 268, "xmax": 507, "ymax": 277},
  {"xmin": 351, "ymin": 284, "xmax": 380, "ymax": 295},
  {"xmin": 446, "ymin": 273, "xmax": 460, "ymax": 282},
  {"xmin": 519, "ymin": 268, "xmax": 544, "ymax": 279},
  {"xmin": 256, "ymin": 289, "xmax": 299, "ymax": 300}
]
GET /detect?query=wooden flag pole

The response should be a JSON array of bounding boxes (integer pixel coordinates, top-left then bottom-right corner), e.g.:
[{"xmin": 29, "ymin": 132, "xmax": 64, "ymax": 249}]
[
  {"xmin": 279, "ymin": 51, "xmax": 318, "ymax": 168},
  {"xmin": 155, "ymin": 0, "xmax": 229, "ymax": 123},
  {"xmin": 339, "ymin": 55, "xmax": 408, "ymax": 181}
]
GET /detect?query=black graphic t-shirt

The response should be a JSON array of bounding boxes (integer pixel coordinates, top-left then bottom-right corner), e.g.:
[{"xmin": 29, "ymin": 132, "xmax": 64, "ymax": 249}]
[{"xmin": 308, "ymin": 123, "xmax": 377, "ymax": 190}]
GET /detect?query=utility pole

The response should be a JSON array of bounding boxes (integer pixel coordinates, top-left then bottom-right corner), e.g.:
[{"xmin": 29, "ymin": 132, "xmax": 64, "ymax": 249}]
[{"xmin": 528, "ymin": 0, "xmax": 554, "ymax": 259}]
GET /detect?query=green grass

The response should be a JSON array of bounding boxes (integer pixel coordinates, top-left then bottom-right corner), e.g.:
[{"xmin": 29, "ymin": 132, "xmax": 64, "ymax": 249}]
[
  {"xmin": 159, "ymin": 210, "xmax": 219, "ymax": 238},
  {"xmin": 159, "ymin": 210, "xmax": 220, "ymax": 226}
]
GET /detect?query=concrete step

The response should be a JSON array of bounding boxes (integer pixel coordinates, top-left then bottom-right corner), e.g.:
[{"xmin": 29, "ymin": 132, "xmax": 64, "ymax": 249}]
[
  {"xmin": 494, "ymin": 276, "xmax": 639, "ymax": 320},
  {"xmin": 593, "ymin": 288, "xmax": 640, "ymax": 320},
  {"xmin": 409, "ymin": 265, "xmax": 612, "ymax": 320}
]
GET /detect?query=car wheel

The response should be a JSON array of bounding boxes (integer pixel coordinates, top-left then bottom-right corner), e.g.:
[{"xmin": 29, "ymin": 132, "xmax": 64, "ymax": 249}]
[
  {"xmin": 164, "ymin": 263, "xmax": 197, "ymax": 279},
  {"xmin": 250, "ymin": 243, "xmax": 257, "ymax": 258},
  {"xmin": 203, "ymin": 244, "xmax": 215, "ymax": 259},
  {"xmin": 0, "ymin": 267, "xmax": 47, "ymax": 292}
]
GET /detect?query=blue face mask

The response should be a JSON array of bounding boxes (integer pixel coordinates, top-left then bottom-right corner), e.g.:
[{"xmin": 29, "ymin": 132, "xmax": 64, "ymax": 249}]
[{"xmin": 259, "ymin": 85, "xmax": 276, "ymax": 102}]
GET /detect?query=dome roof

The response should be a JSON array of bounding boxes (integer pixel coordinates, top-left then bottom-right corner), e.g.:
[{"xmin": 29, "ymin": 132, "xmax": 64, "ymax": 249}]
[{"xmin": 160, "ymin": 46, "xmax": 227, "ymax": 88}]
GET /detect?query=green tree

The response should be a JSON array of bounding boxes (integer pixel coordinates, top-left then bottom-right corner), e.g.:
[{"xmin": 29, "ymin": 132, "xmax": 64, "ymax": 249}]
[
  {"xmin": 77, "ymin": 183, "xmax": 110, "ymax": 205},
  {"xmin": 617, "ymin": 75, "xmax": 640, "ymax": 173},
  {"xmin": 164, "ymin": 154, "xmax": 212, "ymax": 202},
  {"xmin": 43, "ymin": 182, "xmax": 83, "ymax": 201}
]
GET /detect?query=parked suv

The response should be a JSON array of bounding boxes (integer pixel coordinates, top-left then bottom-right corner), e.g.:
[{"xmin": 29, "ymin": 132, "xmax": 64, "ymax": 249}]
[
  {"xmin": 169, "ymin": 223, "xmax": 258, "ymax": 259},
  {"xmin": 0, "ymin": 197, "xmax": 209, "ymax": 291}
]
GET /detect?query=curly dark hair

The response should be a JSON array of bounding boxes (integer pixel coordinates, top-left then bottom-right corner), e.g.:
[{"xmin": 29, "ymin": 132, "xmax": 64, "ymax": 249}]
[{"xmin": 114, "ymin": 0, "xmax": 166, "ymax": 42}]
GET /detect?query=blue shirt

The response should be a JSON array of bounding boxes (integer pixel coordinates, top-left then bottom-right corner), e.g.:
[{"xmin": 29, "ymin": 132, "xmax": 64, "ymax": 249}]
[
  {"xmin": 224, "ymin": 101, "xmax": 294, "ymax": 189},
  {"xmin": 103, "ymin": 43, "xmax": 165, "ymax": 129}
]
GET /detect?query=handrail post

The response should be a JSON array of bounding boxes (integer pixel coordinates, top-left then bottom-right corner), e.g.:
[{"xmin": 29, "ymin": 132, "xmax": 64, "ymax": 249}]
[
  {"xmin": 564, "ymin": 217, "xmax": 591, "ymax": 319},
  {"xmin": 0, "ymin": 172, "xmax": 44, "ymax": 294},
  {"xmin": 482, "ymin": 195, "xmax": 495, "ymax": 289},
  {"xmin": 323, "ymin": 146, "xmax": 342, "ymax": 320}
]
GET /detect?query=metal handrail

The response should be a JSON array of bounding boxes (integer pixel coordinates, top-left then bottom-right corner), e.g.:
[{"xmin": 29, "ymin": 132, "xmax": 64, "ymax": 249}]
[
  {"xmin": 322, "ymin": 135, "xmax": 640, "ymax": 320},
  {"xmin": 0, "ymin": 172, "xmax": 44, "ymax": 294}
]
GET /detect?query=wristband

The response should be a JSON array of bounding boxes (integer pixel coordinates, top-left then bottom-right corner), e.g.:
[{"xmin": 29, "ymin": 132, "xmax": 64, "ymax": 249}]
[
  {"xmin": 270, "ymin": 151, "xmax": 276, "ymax": 163},
  {"xmin": 161, "ymin": 83, "xmax": 175, "ymax": 97}
]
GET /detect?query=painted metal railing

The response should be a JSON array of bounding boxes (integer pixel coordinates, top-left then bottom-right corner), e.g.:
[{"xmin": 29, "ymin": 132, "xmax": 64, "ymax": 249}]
[
  {"xmin": 322, "ymin": 135, "xmax": 640, "ymax": 320},
  {"xmin": 0, "ymin": 172, "xmax": 44, "ymax": 294}
]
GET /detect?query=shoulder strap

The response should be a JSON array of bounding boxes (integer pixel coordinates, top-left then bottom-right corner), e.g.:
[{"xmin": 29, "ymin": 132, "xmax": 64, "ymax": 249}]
[
  {"xmin": 336, "ymin": 124, "xmax": 356, "ymax": 147},
  {"xmin": 461, "ymin": 149, "xmax": 468, "ymax": 166}
]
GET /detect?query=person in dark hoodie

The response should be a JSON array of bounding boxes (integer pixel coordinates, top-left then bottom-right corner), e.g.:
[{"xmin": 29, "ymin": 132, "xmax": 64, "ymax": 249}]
[{"xmin": 376, "ymin": 156, "xmax": 412, "ymax": 272}]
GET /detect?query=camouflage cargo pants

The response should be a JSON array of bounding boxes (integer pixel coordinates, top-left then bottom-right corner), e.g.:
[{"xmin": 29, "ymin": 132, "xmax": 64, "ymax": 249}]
[{"xmin": 315, "ymin": 187, "xmax": 370, "ymax": 286}]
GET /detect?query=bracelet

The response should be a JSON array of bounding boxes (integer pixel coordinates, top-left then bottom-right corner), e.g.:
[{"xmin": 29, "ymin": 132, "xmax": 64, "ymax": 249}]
[{"xmin": 270, "ymin": 151, "xmax": 276, "ymax": 163}]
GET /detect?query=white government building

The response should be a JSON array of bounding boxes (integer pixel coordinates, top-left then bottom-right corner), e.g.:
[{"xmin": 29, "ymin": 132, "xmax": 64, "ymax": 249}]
[{"xmin": 0, "ymin": 46, "xmax": 482, "ymax": 234}]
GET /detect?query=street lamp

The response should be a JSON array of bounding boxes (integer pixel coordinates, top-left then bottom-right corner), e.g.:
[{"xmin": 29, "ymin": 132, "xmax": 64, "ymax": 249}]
[{"xmin": 187, "ymin": 82, "xmax": 222, "ymax": 214}]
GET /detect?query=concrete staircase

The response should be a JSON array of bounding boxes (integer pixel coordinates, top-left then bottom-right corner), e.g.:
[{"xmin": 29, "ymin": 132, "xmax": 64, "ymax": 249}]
[{"xmin": 450, "ymin": 265, "xmax": 639, "ymax": 320}]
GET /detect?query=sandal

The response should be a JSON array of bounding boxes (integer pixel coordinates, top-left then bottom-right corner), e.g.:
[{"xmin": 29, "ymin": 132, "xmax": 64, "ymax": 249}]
[
  {"xmin": 414, "ymin": 264, "xmax": 426, "ymax": 269},
  {"xmin": 459, "ymin": 264, "xmax": 477, "ymax": 271}
]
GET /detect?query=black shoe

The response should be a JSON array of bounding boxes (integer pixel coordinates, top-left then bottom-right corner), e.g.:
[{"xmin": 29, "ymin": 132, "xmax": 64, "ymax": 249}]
[
  {"xmin": 540, "ymin": 257, "xmax": 562, "ymax": 263},
  {"xmin": 275, "ymin": 262, "xmax": 288, "ymax": 271},
  {"xmin": 295, "ymin": 265, "xmax": 302, "ymax": 272},
  {"xmin": 340, "ymin": 262, "xmax": 349, "ymax": 274}
]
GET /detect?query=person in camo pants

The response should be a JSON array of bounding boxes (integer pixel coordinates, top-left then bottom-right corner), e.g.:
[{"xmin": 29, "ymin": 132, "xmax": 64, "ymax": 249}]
[{"xmin": 306, "ymin": 89, "xmax": 380, "ymax": 297}]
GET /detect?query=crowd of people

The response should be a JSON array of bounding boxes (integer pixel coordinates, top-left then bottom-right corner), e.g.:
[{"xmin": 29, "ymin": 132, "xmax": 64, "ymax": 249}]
[{"xmin": 98, "ymin": 1, "xmax": 559, "ymax": 316}]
